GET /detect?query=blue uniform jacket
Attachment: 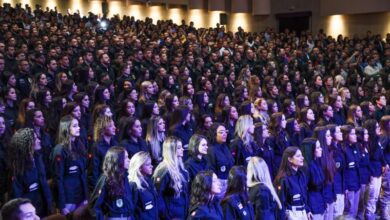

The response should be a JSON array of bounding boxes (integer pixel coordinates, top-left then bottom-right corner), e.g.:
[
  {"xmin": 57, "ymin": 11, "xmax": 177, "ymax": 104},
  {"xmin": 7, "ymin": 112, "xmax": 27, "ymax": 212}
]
[
  {"xmin": 129, "ymin": 177, "xmax": 159, "ymax": 220},
  {"xmin": 187, "ymin": 198, "xmax": 223, "ymax": 220},
  {"xmin": 206, "ymin": 142, "xmax": 234, "ymax": 180},
  {"xmin": 248, "ymin": 183, "xmax": 278, "ymax": 220},
  {"xmin": 343, "ymin": 143, "xmax": 361, "ymax": 191},
  {"xmin": 221, "ymin": 194, "xmax": 255, "ymax": 220},
  {"xmin": 306, "ymin": 160, "xmax": 326, "ymax": 214}
]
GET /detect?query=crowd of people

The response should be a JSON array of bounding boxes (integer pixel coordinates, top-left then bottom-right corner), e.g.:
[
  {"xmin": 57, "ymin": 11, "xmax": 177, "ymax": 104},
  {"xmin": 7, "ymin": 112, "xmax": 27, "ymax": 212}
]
[{"xmin": 0, "ymin": 2, "xmax": 390, "ymax": 220}]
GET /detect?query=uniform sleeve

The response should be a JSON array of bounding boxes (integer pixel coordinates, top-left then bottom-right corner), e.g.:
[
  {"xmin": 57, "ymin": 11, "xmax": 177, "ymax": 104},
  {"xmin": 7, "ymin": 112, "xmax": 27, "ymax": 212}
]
[
  {"xmin": 128, "ymin": 182, "xmax": 139, "ymax": 213},
  {"xmin": 52, "ymin": 149, "xmax": 66, "ymax": 209},
  {"xmin": 154, "ymin": 173, "xmax": 169, "ymax": 219},
  {"xmin": 206, "ymin": 148, "xmax": 217, "ymax": 174},
  {"xmin": 91, "ymin": 147, "xmax": 102, "ymax": 188},
  {"xmin": 10, "ymin": 175, "xmax": 23, "ymax": 198},
  {"xmin": 221, "ymin": 201, "xmax": 237, "ymax": 220},
  {"xmin": 93, "ymin": 184, "xmax": 106, "ymax": 220}
]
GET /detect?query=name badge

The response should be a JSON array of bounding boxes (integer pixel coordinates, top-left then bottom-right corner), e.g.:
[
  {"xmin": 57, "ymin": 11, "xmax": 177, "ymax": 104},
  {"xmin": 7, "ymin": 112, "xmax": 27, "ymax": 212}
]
[
  {"xmin": 349, "ymin": 162, "xmax": 355, "ymax": 168},
  {"xmin": 220, "ymin": 166, "xmax": 226, "ymax": 172},
  {"xmin": 353, "ymin": 150, "xmax": 357, "ymax": 154},
  {"xmin": 145, "ymin": 201, "xmax": 153, "ymax": 210},
  {"xmin": 243, "ymin": 210, "xmax": 247, "ymax": 216},
  {"xmin": 69, "ymin": 166, "xmax": 78, "ymax": 173},
  {"xmin": 336, "ymin": 162, "xmax": 340, "ymax": 168},
  {"xmin": 116, "ymin": 199, "xmax": 123, "ymax": 208},
  {"xmin": 238, "ymin": 203, "xmax": 243, "ymax": 210},
  {"xmin": 29, "ymin": 182, "xmax": 38, "ymax": 192},
  {"xmin": 292, "ymin": 194, "xmax": 301, "ymax": 200}
]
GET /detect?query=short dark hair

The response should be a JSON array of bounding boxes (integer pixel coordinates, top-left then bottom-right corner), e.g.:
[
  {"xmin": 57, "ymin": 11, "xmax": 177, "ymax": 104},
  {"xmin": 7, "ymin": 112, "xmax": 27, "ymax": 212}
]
[{"xmin": 1, "ymin": 198, "xmax": 32, "ymax": 220}]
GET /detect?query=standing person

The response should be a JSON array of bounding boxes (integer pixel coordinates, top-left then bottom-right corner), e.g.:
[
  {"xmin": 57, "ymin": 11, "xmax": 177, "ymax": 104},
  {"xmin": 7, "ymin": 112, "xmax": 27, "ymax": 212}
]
[
  {"xmin": 327, "ymin": 124, "xmax": 346, "ymax": 219},
  {"xmin": 207, "ymin": 123, "xmax": 235, "ymax": 199},
  {"xmin": 169, "ymin": 106, "xmax": 194, "ymax": 160},
  {"xmin": 221, "ymin": 166, "xmax": 255, "ymax": 220},
  {"xmin": 269, "ymin": 112, "xmax": 290, "ymax": 176},
  {"xmin": 187, "ymin": 171, "xmax": 223, "ymax": 219},
  {"xmin": 8, "ymin": 128, "xmax": 52, "ymax": 217},
  {"xmin": 274, "ymin": 147, "xmax": 310, "ymax": 220},
  {"xmin": 118, "ymin": 117, "xmax": 148, "ymax": 159},
  {"xmin": 253, "ymin": 122, "xmax": 275, "ymax": 179},
  {"xmin": 341, "ymin": 125, "xmax": 361, "ymax": 218},
  {"xmin": 146, "ymin": 116, "xmax": 166, "ymax": 166},
  {"xmin": 380, "ymin": 115, "xmax": 390, "ymax": 220},
  {"xmin": 184, "ymin": 134, "xmax": 210, "ymax": 184},
  {"xmin": 90, "ymin": 147, "xmax": 133, "ymax": 220},
  {"xmin": 128, "ymin": 151, "xmax": 158, "ymax": 219},
  {"xmin": 153, "ymin": 136, "xmax": 189, "ymax": 220},
  {"xmin": 301, "ymin": 138, "xmax": 326, "ymax": 220},
  {"xmin": 51, "ymin": 115, "xmax": 88, "ymax": 215},
  {"xmin": 247, "ymin": 157, "xmax": 282, "ymax": 220},
  {"xmin": 364, "ymin": 119, "xmax": 388, "ymax": 220}
]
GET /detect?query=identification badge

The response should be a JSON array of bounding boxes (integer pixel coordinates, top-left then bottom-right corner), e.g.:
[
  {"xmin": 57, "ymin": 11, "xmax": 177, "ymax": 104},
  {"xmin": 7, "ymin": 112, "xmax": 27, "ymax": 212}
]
[
  {"xmin": 336, "ymin": 162, "xmax": 340, "ymax": 168},
  {"xmin": 220, "ymin": 166, "xmax": 226, "ymax": 172},
  {"xmin": 116, "ymin": 199, "xmax": 123, "ymax": 208},
  {"xmin": 145, "ymin": 201, "xmax": 153, "ymax": 210},
  {"xmin": 238, "ymin": 203, "xmax": 243, "ymax": 209},
  {"xmin": 243, "ymin": 210, "xmax": 247, "ymax": 216},
  {"xmin": 354, "ymin": 150, "xmax": 357, "ymax": 154}
]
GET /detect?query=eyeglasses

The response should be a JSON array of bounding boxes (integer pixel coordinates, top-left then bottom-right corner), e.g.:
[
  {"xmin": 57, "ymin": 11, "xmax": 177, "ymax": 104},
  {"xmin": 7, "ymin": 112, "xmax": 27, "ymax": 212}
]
[{"xmin": 217, "ymin": 130, "xmax": 229, "ymax": 134}]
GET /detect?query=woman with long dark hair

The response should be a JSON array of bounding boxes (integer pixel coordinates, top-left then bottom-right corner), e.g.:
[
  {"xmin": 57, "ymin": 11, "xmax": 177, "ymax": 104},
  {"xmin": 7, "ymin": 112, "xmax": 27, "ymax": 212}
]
[
  {"xmin": 184, "ymin": 134, "xmax": 210, "ymax": 184},
  {"xmin": 118, "ymin": 117, "xmax": 147, "ymax": 159},
  {"xmin": 169, "ymin": 106, "xmax": 194, "ymax": 159},
  {"xmin": 91, "ymin": 146, "xmax": 133, "ymax": 220},
  {"xmin": 341, "ymin": 125, "xmax": 360, "ymax": 218},
  {"xmin": 51, "ymin": 115, "xmax": 88, "ymax": 215},
  {"xmin": 299, "ymin": 107, "xmax": 316, "ymax": 139},
  {"xmin": 207, "ymin": 123, "xmax": 235, "ymax": 199},
  {"xmin": 221, "ymin": 106, "xmax": 239, "ymax": 144},
  {"xmin": 274, "ymin": 146, "xmax": 310, "ymax": 220},
  {"xmin": 247, "ymin": 157, "xmax": 282, "ymax": 220},
  {"xmin": 193, "ymin": 91, "xmax": 212, "ymax": 120},
  {"xmin": 269, "ymin": 112, "xmax": 290, "ymax": 176},
  {"xmin": 286, "ymin": 118, "xmax": 303, "ymax": 147},
  {"xmin": 128, "ymin": 151, "xmax": 158, "ymax": 219},
  {"xmin": 379, "ymin": 115, "xmax": 390, "ymax": 220},
  {"xmin": 153, "ymin": 136, "xmax": 189, "ymax": 220},
  {"xmin": 188, "ymin": 170, "xmax": 223, "ymax": 219},
  {"xmin": 0, "ymin": 114, "xmax": 10, "ymax": 205},
  {"xmin": 254, "ymin": 122, "xmax": 275, "ymax": 178},
  {"xmin": 8, "ymin": 128, "xmax": 52, "ymax": 217},
  {"xmin": 221, "ymin": 166, "xmax": 255, "ymax": 219}
]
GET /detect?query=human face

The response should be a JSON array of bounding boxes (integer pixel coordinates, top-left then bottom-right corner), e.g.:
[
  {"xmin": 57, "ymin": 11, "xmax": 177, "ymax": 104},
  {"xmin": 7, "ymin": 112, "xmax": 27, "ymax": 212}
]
[
  {"xmin": 307, "ymin": 109, "xmax": 315, "ymax": 121},
  {"xmin": 223, "ymin": 96, "xmax": 230, "ymax": 107},
  {"xmin": 186, "ymin": 84, "xmax": 194, "ymax": 96},
  {"xmin": 104, "ymin": 107, "xmax": 113, "ymax": 117},
  {"xmin": 230, "ymin": 107, "xmax": 238, "ymax": 120},
  {"xmin": 280, "ymin": 115, "xmax": 287, "ymax": 129},
  {"xmin": 355, "ymin": 106, "xmax": 362, "ymax": 118},
  {"xmin": 272, "ymin": 103, "xmax": 278, "ymax": 113},
  {"xmin": 176, "ymin": 141, "xmax": 184, "ymax": 158},
  {"xmin": 123, "ymin": 151, "xmax": 130, "ymax": 169},
  {"xmin": 203, "ymin": 92, "xmax": 209, "ymax": 104},
  {"xmin": 33, "ymin": 111, "xmax": 45, "ymax": 128},
  {"xmin": 140, "ymin": 158, "xmax": 153, "ymax": 176},
  {"xmin": 152, "ymin": 103, "xmax": 160, "ymax": 115},
  {"xmin": 204, "ymin": 117, "xmax": 213, "ymax": 129},
  {"xmin": 8, "ymin": 74, "xmax": 16, "ymax": 87},
  {"xmin": 335, "ymin": 96, "xmax": 342, "ymax": 108},
  {"xmin": 314, "ymin": 140, "xmax": 322, "ymax": 158},
  {"xmin": 19, "ymin": 202, "xmax": 40, "ymax": 220},
  {"xmin": 368, "ymin": 102, "xmax": 375, "ymax": 113},
  {"xmin": 103, "ymin": 89, "xmax": 110, "ymax": 101},
  {"xmin": 172, "ymin": 96, "xmax": 179, "ymax": 108},
  {"xmin": 26, "ymin": 101, "xmax": 35, "ymax": 111},
  {"xmin": 375, "ymin": 123, "xmax": 380, "ymax": 136},
  {"xmin": 104, "ymin": 121, "xmax": 116, "ymax": 136},
  {"xmin": 45, "ymin": 91, "xmax": 52, "ymax": 104},
  {"xmin": 157, "ymin": 118, "xmax": 165, "ymax": 132},
  {"xmin": 0, "ymin": 117, "xmax": 5, "ymax": 136},
  {"xmin": 248, "ymin": 124, "xmax": 255, "ymax": 135},
  {"xmin": 7, "ymin": 88, "xmax": 17, "ymax": 101},
  {"xmin": 70, "ymin": 119, "xmax": 80, "ymax": 137},
  {"xmin": 288, "ymin": 149, "xmax": 304, "ymax": 168},
  {"xmin": 349, "ymin": 129, "xmax": 357, "ymax": 143},
  {"xmin": 334, "ymin": 126, "xmax": 343, "ymax": 141},
  {"xmin": 304, "ymin": 96, "xmax": 310, "ymax": 107},
  {"xmin": 216, "ymin": 125, "xmax": 228, "ymax": 143},
  {"xmin": 39, "ymin": 74, "xmax": 47, "ymax": 86},
  {"xmin": 72, "ymin": 106, "xmax": 81, "ymax": 120},
  {"xmin": 129, "ymin": 89, "xmax": 138, "ymax": 101},
  {"xmin": 325, "ymin": 130, "xmax": 332, "ymax": 146},
  {"xmin": 131, "ymin": 120, "xmax": 142, "ymax": 138},
  {"xmin": 211, "ymin": 173, "xmax": 221, "ymax": 195},
  {"xmin": 60, "ymin": 73, "xmax": 67, "ymax": 83},
  {"xmin": 146, "ymin": 84, "xmax": 154, "ymax": 95},
  {"xmin": 198, "ymin": 138, "xmax": 208, "ymax": 155},
  {"xmin": 260, "ymin": 100, "xmax": 268, "ymax": 111},
  {"xmin": 318, "ymin": 94, "xmax": 324, "ymax": 104}
]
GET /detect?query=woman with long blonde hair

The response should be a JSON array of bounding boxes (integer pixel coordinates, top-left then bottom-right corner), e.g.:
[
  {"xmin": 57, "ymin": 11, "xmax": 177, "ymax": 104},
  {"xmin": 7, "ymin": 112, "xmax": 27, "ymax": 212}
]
[
  {"xmin": 128, "ymin": 151, "xmax": 158, "ymax": 219},
  {"xmin": 146, "ymin": 116, "xmax": 166, "ymax": 166},
  {"xmin": 248, "ymin": 157, "xmax": 282, "ymax": 220},
  {"xmin": 153, "ymin": 136, "xmax": 189, "ymax": 219},
  {"xmin": 230, "ymin": 115, "xmax": 256, "ymax": 166}
]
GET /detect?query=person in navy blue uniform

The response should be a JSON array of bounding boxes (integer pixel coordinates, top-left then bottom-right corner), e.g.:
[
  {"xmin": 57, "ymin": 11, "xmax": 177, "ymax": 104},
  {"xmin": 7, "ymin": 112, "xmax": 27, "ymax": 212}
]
[
  {"xmin": 90, "ymin": 116, "xmax": 118, "ymax": 188},
  {"xmin": 327, "ymin": 124, "xmax": 346, "ymax": 219},
  {"xmin": 379, "ymin": 115, "xmax": 390, "ymax": 220},
  {"xmin": 51, "ymin": 115, "xmax": 88, "ymax": 215},
  {"xmin": 313, "ymin": 126, "xmax": 337, "ymax": 220},
  {"xmin": 253, "ymin": 123, "xmax": 275, "ymax": 179},
  {"xmin": 301, "ymin": 138, "xmax": 326, "ymax": 220},
  {"xmin": 184, "ymin": 134, "xmax": 210, "ymax": 184},
  {"xmin": 8, "ymin": 128, "xmax": 53, "ymax": 217},
  {"xmin": 274, "ymin": 146, "xmax": 310, "ymax": 220},
  {"xmin": 221, "ymin": 105, "xmax": 238, "ymax": 144},
  {"xmin": 128, "ymin": 151, "xmax": 158, "ymax": 219},
  {"xmin": 286, "ymin": 118, "xmax": 303, "ymax": 147},
  {"xmin": 153, "ymin": 136, "xmax": 189, "ymax": 220},
  {"xmin": 269, "ymin": 112, "xmax": 290, "ymax": 176},
  {"xmin": 221, "ymin": 166, "xmax": 255, "ymax": 220},
  {"xmin": 341, "ymin": 125, "xmax": 361, "ymax": 218},
  {"xmin": 364, "ymin": 119, "xmax": 388, "ymax": 220},
  {"xmin": 230, "ymin": 115, "xmax": 256, "ymax": 167},
  {"xmin": 206, "ymin": 123, "xmax": 234, "ymax": 199},
  {"xmin": 118, "ymin": 117, "xmax": 148, "ymax": 159},
  {"xmin": 247, "ymin": 157, "xmax": 282, "ymax": 220},
  {"xmin": 91, "ymin": 147, "xmax": 134, "ymax": 220},
  {"xmin": 187, "ymin": 170, "xmax": 223, "ymax": 220},
  {"xmin": 0, "ymin": 114, "xmax": 10, "ymax": 206},
  {"xmin": 169, "ymin": 106, "xmax": 194, "ymax": 161},
  {"xmin": 299, "ymin": 107, "xmax": 316, "ymax": 140},
  {"xmin": 146, "ymin": 116, "xmax": 166, "ymax": 167}
]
